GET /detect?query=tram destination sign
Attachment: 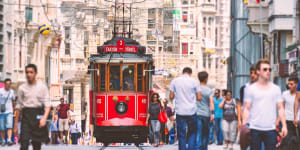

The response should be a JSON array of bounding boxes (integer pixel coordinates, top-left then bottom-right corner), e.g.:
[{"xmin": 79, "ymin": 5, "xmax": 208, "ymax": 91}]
[{"xmin": 105, "ymin": 39, "xmax": 138, "ymax": 53}]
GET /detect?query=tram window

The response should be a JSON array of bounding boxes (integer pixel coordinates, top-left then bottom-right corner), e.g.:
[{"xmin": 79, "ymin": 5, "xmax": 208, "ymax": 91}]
[
  {"xmin": 122, "ymin": 65, "xmax": 135, "ymax": 91},
  {"xmin": 110, "ymin": 65, "xmax": 121, "ymax": 91},
  {"xmin": 100, "ymin": 64, "xmax": 106, "ymax": 92},
  {"xmin": 137, "ymin": 64, "xmax": 143, "ymax": 92}
]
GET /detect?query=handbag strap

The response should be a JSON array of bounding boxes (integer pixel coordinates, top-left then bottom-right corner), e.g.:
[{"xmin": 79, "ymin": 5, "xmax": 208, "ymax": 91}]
[{"xmin": 3, "ymin": 90, "xmax": 11, "ymax": 104}]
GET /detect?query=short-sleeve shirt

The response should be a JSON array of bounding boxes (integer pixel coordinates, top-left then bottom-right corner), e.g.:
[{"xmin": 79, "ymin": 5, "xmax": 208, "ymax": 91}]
[
  {"xmin": 244, "ymin": 82, "xmax": 283, "ymax": 131},
  {"xmin": 148, "ymin": 103, "xmax": 160, "ymax": 120},
  {"xmin": 196, "ymin": 85, "xmax": 213, "ymax": 117},
  {"xmin": 170, "ymin": 74, "xmax": 201, "ymax": 116},
  {"xmin": 0, "ymin": 88, "xmax": 15, "ymax": 114},
  {"xmin": 57, "ymin": 104, "xmax": 69, "ymax": 119},
  {"xmin": 16, "ymin": 81, "xmax": 50, "ymax": 110},
  {"xmin": 282, "ymin": 90, "xmax": 299, "ymax": 121},
  {"xmin": 214, "ymin": 97, "xmax": 223, "ymax": 118}
]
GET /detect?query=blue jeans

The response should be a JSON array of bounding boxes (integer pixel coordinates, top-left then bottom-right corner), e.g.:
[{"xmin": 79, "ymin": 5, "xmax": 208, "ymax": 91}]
[
  {"xmin": 215, "ymin": 118, "xmax": 223, "ymax": 144},
  {"xmin": 250, "ymin": 129, "xmax": 276, "ymax": 150},
  {"xmin": 208, "ymin": 121, "xmax": 215, "ymax": 143},
  {"xmin": 176, "ymin": 114, "xmax": 197, "ymax": 150},
  {"xmin": 196, "ymin": 115, "xmax": 210, "ymax": 150},
  {"xmin": 150, "ymin": 120, "xmax": 161, "ymax": 145},
  {"xmin": 0, "ymin": 113, "xmax": 13, "ymax": 131}
]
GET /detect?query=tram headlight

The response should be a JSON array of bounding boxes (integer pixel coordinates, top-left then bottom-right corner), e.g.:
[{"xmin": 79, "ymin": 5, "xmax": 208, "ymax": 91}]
[{"xmin": 115, "ymin": 102, "xmax": 128, "ymax": 114}]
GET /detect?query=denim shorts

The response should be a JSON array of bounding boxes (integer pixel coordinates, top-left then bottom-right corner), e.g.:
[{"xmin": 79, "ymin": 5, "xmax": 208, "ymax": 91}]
[{"xmin": 0, "ymin": 113, "xmax": 13, "ymax": 130}]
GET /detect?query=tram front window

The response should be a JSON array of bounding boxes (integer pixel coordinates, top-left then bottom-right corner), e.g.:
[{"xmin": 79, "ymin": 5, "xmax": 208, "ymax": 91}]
[
  {"xmin": 110, "ymin": 65, "xmax": 121, "ymax": 91},
  {"xmin": 123, "ymin": 65, "xmax": 135, "ymax": 91}
]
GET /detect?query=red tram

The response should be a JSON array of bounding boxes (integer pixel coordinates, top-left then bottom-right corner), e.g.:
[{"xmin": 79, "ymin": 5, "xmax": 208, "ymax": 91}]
[{"xmin": 89, "ymin": 37, "xmax": 153, "ymax": 146}]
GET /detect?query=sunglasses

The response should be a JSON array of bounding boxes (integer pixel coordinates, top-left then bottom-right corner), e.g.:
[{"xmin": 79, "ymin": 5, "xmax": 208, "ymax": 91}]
[
  {"xmin": 262, "ymin": 68, "xmax": 272, "ymax": 72},
  {"xmin": 153, "ymin": 97, "xmax": 158, "ymax": 98}
]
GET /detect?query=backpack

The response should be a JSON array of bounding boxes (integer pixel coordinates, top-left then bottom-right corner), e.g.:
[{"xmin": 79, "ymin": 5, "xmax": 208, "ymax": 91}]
[{"xmin": 240, "ymin": 85, "xmax": 246, "ymax": 104}]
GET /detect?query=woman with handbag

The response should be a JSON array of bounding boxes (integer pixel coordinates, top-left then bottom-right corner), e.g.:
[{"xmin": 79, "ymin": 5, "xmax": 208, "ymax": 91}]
[
  {"xmin": 219, "ymin": 91, "xmax": 238, "ymax": 150},
  {"xmin": 146, "ymin": 93, "xmax": 163, "ymax": 147}
]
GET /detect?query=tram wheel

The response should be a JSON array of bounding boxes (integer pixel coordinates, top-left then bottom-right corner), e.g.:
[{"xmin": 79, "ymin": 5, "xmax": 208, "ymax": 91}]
[
  {"xmin": 104, "ymin": 143, "xmax": 109, "ymax": 147},
  {"xmin": 135, "ymin": 142, "xmax": 140, "ymax": 147}
]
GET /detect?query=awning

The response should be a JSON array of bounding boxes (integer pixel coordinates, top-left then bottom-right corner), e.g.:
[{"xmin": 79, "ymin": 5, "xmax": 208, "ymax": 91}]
[{"xmin": 286, "ymin": 43, "xmax": 300, "ymax": 52}]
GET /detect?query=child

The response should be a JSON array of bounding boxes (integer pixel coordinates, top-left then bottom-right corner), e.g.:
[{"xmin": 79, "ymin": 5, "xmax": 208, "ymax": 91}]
[
  {"xmin": 69, "ymin": 120, "xmax": 80, "ymax": 145},
  {"xmin": 50, "ymin": 116, "xmax": 59, "ymax": 144}
]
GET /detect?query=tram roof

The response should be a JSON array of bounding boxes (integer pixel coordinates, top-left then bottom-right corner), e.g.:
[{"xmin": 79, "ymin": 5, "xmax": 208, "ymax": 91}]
[{"xmin": 89, "ymin": 53, "xmax": 153, "ymax": 63}]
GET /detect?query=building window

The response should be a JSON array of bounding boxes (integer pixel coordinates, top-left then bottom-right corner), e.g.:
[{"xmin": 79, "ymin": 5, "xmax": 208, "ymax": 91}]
[
  {"xmin": 76, "ymin": 59, "xmax": 84, "ymax": 63},
  {"xmin": 215, "ymin": 28, "xmax": 218, "ymax": 47},
  {"xmin": 182, "ymin": 43, "xmax": 188, "ymax": 54},
  {"xmin": 182, "ymin": 0, "xmax": 188, "ymax": 5},
  {"xmin": 191, "ymin": 0, "xmax": 195, "ymax": 4},
  {"xmin": 84, "ymin": 31, "xmax": 89, "ymax": 45},
  {"xmin": 190, "ymin": 13, "xmax": 194, "ymax": 24},
  {"xmin": 147, "ymin": 31, "xmax": 155, "ymax": 41},
  {"xmin": 63, "ymin": 87, "xmax": 73, "ymax": 104},
  {"xmin": 25, "ymin": 7, "xmax": 32, "ymax": 22},
  {"xmin": 203, "ymin": 17, "xmax": 206, "ymax": 24},
  {"xmin": 148, "ymin": 9, "xmax": 155, "ymax": 19},
  {"xmin": 65, "ymin": 27, "xmax": 70, "ymax": 39},
  {"xmin": 84, "ymin": 46, "xmax": 87, "ymax": 58},
  {"xmin": 203, "ymin": 52, "xmax": 207, "ymax": 68},
  {"xmin": 65, "ymin": 43, "xmax": 70, "ymax": 55},
  {"xmin": 182, "ymin": 11, "xmax": 188, "ymax": 23},
  {"xmin": 19, "ymin": 36, "xmax": 22, "ymax": 68},
  {"xmin": 148, "ymin": 19, "xmax": 155, "ymax": 28}
]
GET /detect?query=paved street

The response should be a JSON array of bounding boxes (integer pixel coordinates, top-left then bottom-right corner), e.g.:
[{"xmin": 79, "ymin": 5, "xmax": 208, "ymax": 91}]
[{"xmin": 0, "ymin": 143, "xmax": 240, "ymax": 150}]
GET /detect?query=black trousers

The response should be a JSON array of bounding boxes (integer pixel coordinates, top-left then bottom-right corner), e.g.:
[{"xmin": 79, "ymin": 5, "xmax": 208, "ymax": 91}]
[
  {"xmin": 81, "ymin": 119, "xmax": 86, "ymax": 135},
  {"xmin": 71, "ymin": 133, "xmax": 80, "ymax": 144},
  {"xmin": 20, "ymin": 108, "xmax": 48, "ymax": 150}
]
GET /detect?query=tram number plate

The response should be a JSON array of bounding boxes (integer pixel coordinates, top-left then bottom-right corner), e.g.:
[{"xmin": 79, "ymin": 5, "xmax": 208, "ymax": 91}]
[
  {"xmin": 97, "ymin": 99, "xmax": 102, "ymax": 104},
  {"xmin": 141, "ymin": 99, "xmax": 147, "ymax": 103}
]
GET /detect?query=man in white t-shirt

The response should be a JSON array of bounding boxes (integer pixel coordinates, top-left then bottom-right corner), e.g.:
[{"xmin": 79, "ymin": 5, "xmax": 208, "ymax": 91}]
[
  {"xmin": 0, "ymin": 78, "xmax": 15, "ymax": 146},
  {"xmin": 243, "ymin": 59, "xmax": 287, "ymax": 150},
  {"xmin": 281, "ymin": 77, "xmax": 299, "ymax": 138}
]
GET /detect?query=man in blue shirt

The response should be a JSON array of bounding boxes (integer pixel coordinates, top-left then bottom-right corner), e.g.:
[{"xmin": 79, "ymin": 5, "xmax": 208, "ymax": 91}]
[
  {"xmin": 169, "ymin": 67, "xmax": 202, "ymax": 150},
  {"xmin": 209, "ymin": 89, "xmax": 223, "ymax": 145}
]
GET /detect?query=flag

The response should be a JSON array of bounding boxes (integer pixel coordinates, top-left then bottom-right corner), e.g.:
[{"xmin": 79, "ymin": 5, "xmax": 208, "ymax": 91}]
[
  {"xmin": 257, "ymin": 0, "xmax": 260, "ymax": 3},
  {"xmin": 244, "ymin": 0, "xmax": 248, "ymax": 3}
]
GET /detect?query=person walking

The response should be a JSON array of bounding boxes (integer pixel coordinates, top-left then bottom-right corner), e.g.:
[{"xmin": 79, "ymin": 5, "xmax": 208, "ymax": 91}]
[
  {"xmin": 279, "ymin": 77, "xmax": 299, "ymax": 148},
  {"xmin": 69, "ymin": 120, "xmax": 80, "ymax": 145},
  {"xmin": 169, "ymin": 67, "xmax": 202, "ymax": 150},
  {"xmin": 238, "ymin": 65, "xmax": 257, "ymax": 150},
  {"xmin": 293, "ymin": 77, "xmax": 300, "ymax": 133},
  {"xmin": 146, "ymin": 93, "xmax": 162, "ymax": 147},
  {"xmin": 195, "ymin": 71, "xmax": 214, "ymax": 150},
  {"xmin": 50, "ymin": 116, "xmax": 59, "ymax": 144},
  {"xmin": 0, "ymin": 78, "xmax": 15, "ymax": 146},
  {"xmin": 213, "ymin": 89, "xmax": 224, "ymax": 145},
  {"xmin": 57, "ymin": 97, "xmax": 70, "ymax": 144},
  {"xmin": 162, "ymin": 99, "xmax": 174, "ymax": 144},
  {"xmin": 14, "ymin": 64, "xmax": 51, "ymax": 150},
  {"xmin": 219, "ymin": 91, "xmax": 238, "ymax": 150},
  {"xmin": 243, "ymin": 59, "xmax": 287, "ymax": 150}
]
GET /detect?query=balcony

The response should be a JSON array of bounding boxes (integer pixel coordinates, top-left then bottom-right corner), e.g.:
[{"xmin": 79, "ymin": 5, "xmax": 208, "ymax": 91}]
[
  {"xmin": 246, "ymin": 1, "xmax": 270, "ymax": 37},
  {"xmin": 268, "ymin": 0, "xmax": 294, "ymax": 32},
  {"xmin": 201, "ymin": 3, "xmax": 216, "ymax": 14}
]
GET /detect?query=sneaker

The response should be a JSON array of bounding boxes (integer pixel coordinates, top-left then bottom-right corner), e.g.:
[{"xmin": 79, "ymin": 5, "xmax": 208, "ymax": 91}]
[
  {"xmin": 0, "ymin": 141, "xmax": 5, "ymax": 146},
  {"xmin": 7, "ymin": 141, "xmax": 13, "ymax": 146}
]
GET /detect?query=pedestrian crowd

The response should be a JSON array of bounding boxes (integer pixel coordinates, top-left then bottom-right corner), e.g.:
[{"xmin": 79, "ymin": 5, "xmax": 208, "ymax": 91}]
[
  {"xmin": 1, "ymin": 60, "xmax": 300, "ymax": 150},
  {"xmin": 147, "ymin": 59, "xmax": 300, "ymax": 150}
]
